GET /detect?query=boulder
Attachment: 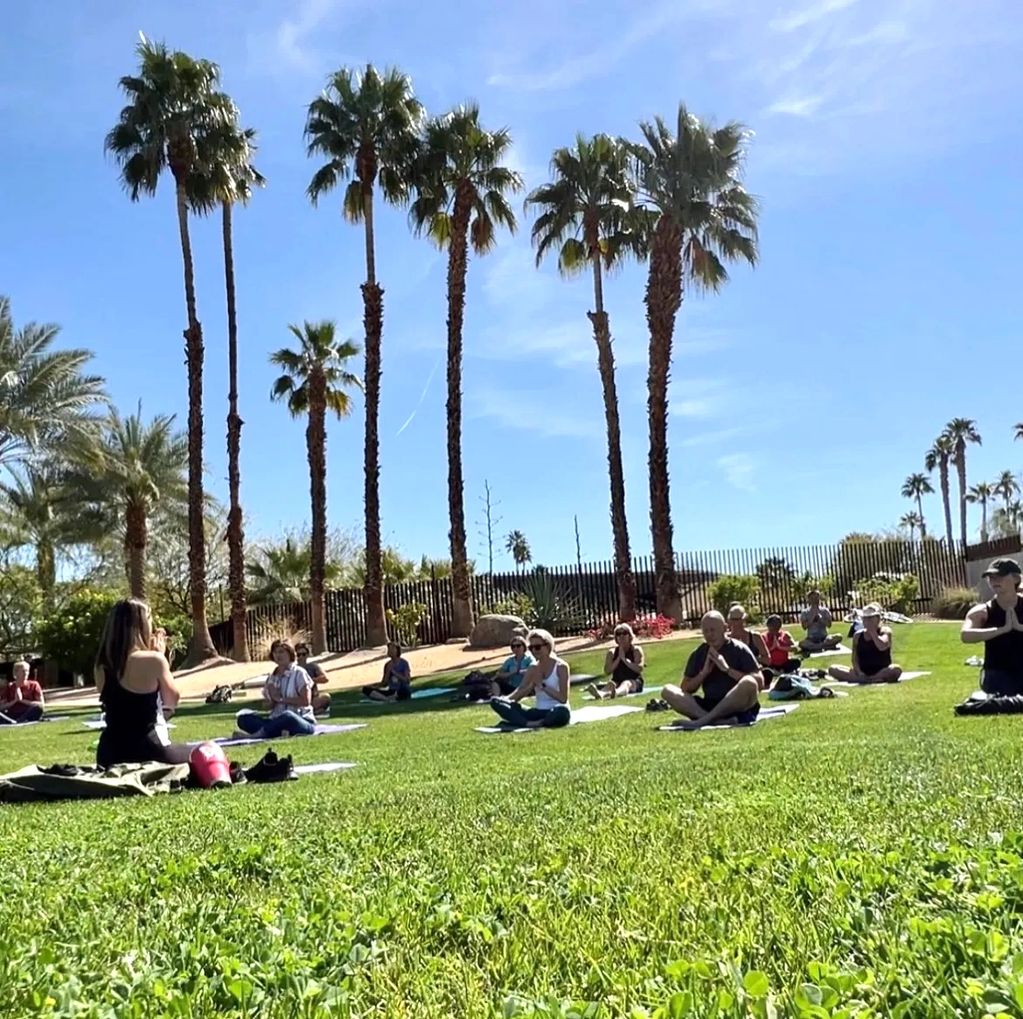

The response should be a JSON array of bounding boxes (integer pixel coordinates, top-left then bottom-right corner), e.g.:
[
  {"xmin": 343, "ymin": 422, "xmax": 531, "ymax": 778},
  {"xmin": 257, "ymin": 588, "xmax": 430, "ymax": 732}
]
[{"xmin": 468, "ymin": 614, "xmax": 528, "ymax": 649}]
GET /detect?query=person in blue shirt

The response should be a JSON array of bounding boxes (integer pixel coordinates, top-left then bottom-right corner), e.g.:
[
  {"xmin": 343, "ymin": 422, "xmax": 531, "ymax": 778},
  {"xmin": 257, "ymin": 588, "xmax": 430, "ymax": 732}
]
[
  {"xmin": 362, "ymin": 643, "xmax": 413, "ymax": 702},
  {"xmin": 489, "ymin": 637, "xmax": 536, "ymax": 697}
]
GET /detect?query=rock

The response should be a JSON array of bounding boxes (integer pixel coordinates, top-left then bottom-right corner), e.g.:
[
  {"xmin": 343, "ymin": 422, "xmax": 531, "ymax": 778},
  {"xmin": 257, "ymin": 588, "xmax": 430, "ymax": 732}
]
[{"xmin": 468, "ymin": 614, "xmax": 529, "ymax": 649}]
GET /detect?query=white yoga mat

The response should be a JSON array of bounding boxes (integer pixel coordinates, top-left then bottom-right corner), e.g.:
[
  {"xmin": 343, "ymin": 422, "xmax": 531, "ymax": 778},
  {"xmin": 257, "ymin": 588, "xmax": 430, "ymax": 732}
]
[
  {"xmin": 0, "ymin": 714, "xmax": 72, "ymax": 729},
  {"xmin": 808, "ymin": 645, "xmax": 852, "ymax": 658},
  {"xmin": 828, "ymin": 670, "xmax": 931, "ymax": 688},
  {"xmin": 196, "ymin": 722, "xmax": 367, "ymax": 748},
  {"xmin": 83, "ymin": 720, "xmax": 176, "ymax": 731},
  {"xmin": 658, "ymin": 703, "xmax": 801, "ymax": 731},
  {"xmin": 292, "ymin": 762, "xmax": 357, "ymax": 775},
  {"xmin": 583, "ymin": 685, "xmax": 662, "ymax": 701},
  {"xmin": 475, "ymin": 703, "xmax": 641, "ymax": 734}
]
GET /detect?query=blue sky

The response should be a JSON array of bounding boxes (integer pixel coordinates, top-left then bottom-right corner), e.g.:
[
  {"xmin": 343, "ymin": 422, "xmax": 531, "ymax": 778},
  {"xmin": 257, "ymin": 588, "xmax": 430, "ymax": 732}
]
[{"xmin": 3, "ymin": 0, "xmax": 1023, "ymax": 569}]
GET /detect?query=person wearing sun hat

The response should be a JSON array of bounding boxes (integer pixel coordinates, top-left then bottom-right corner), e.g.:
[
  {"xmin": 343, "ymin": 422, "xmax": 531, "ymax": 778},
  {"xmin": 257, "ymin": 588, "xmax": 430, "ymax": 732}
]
[
  {"xmin": 962, "ymin": 557, "xmax": 1023, "ymax": 695},
  {"xmin": 826, "ymin": 603, "xmax": 904, "ymax": 684}
]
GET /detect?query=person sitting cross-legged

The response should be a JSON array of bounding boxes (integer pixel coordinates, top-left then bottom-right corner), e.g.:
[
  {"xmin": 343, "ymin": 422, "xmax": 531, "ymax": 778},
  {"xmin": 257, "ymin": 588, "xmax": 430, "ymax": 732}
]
[
  {"xmin": 961, "ymin": 557, "xmax": 1023, "ymax": 695},
  {"xmin": 762, "ymin": 615, "xmax": 801, "ymax": 679},
  {"xmin": 234, "ymin": 640, "xmax": 316, "ymax": 739},
  {"xmin": 661, "ymin": 611, "xmax": 763, "ymax": 729},
  {"xmin": 587, "ymin": 623, "xmax": 645, "ymax": 699},
  {"xmin": 463, "ymin": 637, "xmax": 535, "ymax": 701},
  {"xmin": 725, "ymin": 605, "xmax": 769, "ymax": 686},
  {"xmin": 296, "ymin": 642, "xmax": 331, "ymax": 715},
  {"xmin": 362, "ymin": 643, "xmax": 413, "ymax": 702},
  {"xmin": 0, "ymin": 660, "xmax": 45, "ymax": 725},
  {"xmin": 489, "ymin": 629, "xmax": 571, "ymax": 729},
  {"xmin": 798, "ymin": 590, "xmax": 842, "ymax": 653},
  {"xmin": 827, "ymin": 603, "xmax": 903, "ymax": 684}
]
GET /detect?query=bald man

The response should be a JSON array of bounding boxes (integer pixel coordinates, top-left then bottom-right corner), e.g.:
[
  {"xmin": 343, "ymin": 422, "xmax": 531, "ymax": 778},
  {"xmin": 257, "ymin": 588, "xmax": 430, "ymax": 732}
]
[{"xmin": 662, "ymin": 611, "xmax": 762, "ymax": 729}]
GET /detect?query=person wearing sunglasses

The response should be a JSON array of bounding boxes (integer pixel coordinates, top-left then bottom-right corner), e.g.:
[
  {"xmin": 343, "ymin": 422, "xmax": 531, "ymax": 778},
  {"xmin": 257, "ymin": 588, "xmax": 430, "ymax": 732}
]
[
  {"xmin": 586, "ymin": 623, "xmax": 645, "ymax": 699},
  {"xmin": 489, "ymin": 629, "xmax": 571, "ymax": 729}
]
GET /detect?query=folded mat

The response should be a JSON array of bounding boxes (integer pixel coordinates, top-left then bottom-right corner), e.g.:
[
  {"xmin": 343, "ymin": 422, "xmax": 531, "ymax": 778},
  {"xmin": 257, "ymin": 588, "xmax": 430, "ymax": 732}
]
[
  {"xmin": 807, "ymin": 645, "xmax": 852, "ymax": 658},
  {"xmin": 828, "ymin": 670, "xmax": 930, "ymax": 688},
  {"xmin": 583, "ymin": 684, "xmax": 663, "ymax": 701},
  {"xmin": 292, "ymin": 762, "xmax": 357, "ymax": 775},
  {"xmin": 658, "ymin": 703, "xmax": 801, "ymax": 731},
  {"xmin": 194, "ymin": 722, "xmax": 367, "ymax": 748},
  {"xmin": 475, "ymin": 703, "xmax": 641, "ymax": 734}
]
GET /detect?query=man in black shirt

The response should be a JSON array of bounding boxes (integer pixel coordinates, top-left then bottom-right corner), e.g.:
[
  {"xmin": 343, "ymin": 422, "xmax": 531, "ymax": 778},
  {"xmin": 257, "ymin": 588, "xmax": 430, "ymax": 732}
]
[
  {"xmin": 296, "ymin": 644, "xmax": 331, "ymax": 714},
  {"xmin": 662, "ymin": 611, "xmax": 763, "ymax": 728},
  {"xmin": 962, "ymin": 558, "xmax": 1023, "ymax": 695}
]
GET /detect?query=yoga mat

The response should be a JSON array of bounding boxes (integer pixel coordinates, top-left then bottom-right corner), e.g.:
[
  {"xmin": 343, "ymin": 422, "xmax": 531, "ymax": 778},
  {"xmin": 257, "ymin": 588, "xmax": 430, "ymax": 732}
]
[
  {"xmin": 475, "ymin": 703, "xmax": 641, "ymax": 734},
  {"xmin": 82, "ymin": 720, "xmax": 176, "ymax": 731},
  {"xmin": 828, "ymin": 670, "xmax": 930, "ymax": 688},
  {"xmin": 569, "ymin": 673, "xmax": 599, "ymax": 686},
  {"xmin": 659, "ymin": 703, "xmax": 800, "ymax": 731},
  {"xmin": 583, "ymin": 684, "xmax": 663, "ymax": 701},
  {"xmin": 292, "ymin": 762, "xmax": 357, "ymax": 775},
  {"xmin": 0, "ymin": 714, "xmax": 72, "ymax": 729},
  {"xmin": 195, "ymin": 722, "xmax": 367, "ymax": 748},
  {"xmin": 808, "ymin": 645, "xmax": 852, "ymax": 658},
  {"xmin": 359, "ymin": 686, "xmax": 454, "ymax": 703}
]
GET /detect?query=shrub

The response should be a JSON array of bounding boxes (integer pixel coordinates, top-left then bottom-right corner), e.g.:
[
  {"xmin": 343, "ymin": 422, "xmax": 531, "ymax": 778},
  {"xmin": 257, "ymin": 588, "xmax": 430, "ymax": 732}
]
[
  {"xmin": 34, "ymin": 589, "xmax": 119, "ymax": 680},
  {"xmin": 519, "ymin": 571, "xmax": 581, "ymax": 633},
  {"xmin": 158, "ymin": 610, "xmax": 192, "ymax": 669},
  {"xmin": 852, "ymin": 572, "xmax": 920, "ymax": 614},
  {"xmin": 932, "ymin": 585, "xmax": 979, "ymax": 620},
  {"xmin": 386, "ymin": 602, "xmax": 428, "ymax": 648},
  {"xmin": 707, "ymin": 574, "xmax": 761, "ymax": 620},
  {"xmin": 250, "ymin": 615, "xmax": 312, "ymax": 661},
  {"xmin": 488, "ymin": 592, "xmax": 535, "ymax": 622},
  {"xmin": 586, "ymin": 614, "xmax": 676, "ymax": 642}
]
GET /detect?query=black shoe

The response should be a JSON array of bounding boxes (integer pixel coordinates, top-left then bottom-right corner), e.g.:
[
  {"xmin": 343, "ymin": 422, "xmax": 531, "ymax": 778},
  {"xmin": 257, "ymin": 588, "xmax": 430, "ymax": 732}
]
[
  {"xmin": 244, "ymin": 749, "xmax": 297, "ymax": 783},
  {"xmin": 229, "ymin": 761, "xmax": 247, "ymax": 785}
]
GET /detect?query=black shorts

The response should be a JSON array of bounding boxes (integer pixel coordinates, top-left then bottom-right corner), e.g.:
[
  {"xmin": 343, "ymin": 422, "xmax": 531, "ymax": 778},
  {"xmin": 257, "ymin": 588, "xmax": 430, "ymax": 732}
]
[
  {"xmin": 982, "ymin": 669, "xmax": 1023, "ymax": 696},
  {"xmin": 693, "ymin": 695, "xmax": 760, "ymax": 725}
]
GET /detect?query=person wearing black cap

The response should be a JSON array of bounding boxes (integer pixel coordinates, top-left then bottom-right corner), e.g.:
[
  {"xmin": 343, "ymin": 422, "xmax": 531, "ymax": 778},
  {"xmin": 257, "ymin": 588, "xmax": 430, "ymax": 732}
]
[{"xmin": 961, "ymin": 558, "xmax": 1023, "ymax": 694}]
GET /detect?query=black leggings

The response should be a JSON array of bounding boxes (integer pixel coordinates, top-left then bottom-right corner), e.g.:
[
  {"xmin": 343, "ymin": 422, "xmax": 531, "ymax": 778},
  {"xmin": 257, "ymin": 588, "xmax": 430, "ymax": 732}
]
[{"xmin": 97, "ymin": 728, "xmax": 192, "ymax": 768}]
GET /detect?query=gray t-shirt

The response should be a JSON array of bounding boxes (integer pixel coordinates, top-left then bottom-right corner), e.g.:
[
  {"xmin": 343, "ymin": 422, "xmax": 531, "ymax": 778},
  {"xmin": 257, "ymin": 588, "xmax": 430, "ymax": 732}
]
[{"xmin": 800, "ymin": 605, "xmax": 833, "ymax": 642}]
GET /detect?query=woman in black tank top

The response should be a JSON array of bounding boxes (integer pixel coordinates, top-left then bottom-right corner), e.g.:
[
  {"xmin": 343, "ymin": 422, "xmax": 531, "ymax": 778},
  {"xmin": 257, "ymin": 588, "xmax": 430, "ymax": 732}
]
[
  {"xmin": 587, "ymin": 624, "xmax": 645, "ymax": 699},
  {"xmin": 826, "ymin": 604, "xmax": 903, "ymax": 684},
  {"xmin": 94, "ymin": 599, "xmax": 192, "ymax": 768}
]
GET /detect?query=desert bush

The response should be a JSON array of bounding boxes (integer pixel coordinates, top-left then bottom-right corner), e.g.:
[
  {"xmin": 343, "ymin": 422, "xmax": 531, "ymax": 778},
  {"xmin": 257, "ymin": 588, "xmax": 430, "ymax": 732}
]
[
  {"xmin": 707, "ymin": 575, "xmax": 761, "ymax": 620},
  {"xmin": 931, "ymin": 585, "xmax": 979, "ymax": 620},
  {"xmin": 386, "ymin": 602, "xmax": 428, "ymax": 647},
  {"xmin": 852, "ymin": 572, "xmax": 920, "ymax": 614},
  {"xmin": 249, "ymin": 615, "xmax": 312, "ymax": 660}
]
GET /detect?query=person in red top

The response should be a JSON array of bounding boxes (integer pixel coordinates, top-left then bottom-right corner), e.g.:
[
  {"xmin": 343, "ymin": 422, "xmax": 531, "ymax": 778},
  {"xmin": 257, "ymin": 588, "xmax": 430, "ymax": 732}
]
[
  {"xmin": 0, "ymin": 660, "xmax": 45, "ymax": 724},
  {"xmin": 762, "ymin": 615, "xmax": 801, "ymax": 678}
]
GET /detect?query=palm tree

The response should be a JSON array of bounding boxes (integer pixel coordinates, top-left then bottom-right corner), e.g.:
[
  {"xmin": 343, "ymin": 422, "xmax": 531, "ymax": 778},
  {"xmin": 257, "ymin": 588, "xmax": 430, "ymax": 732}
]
[
  {"xmin": 67, "ymin": 406, "xmax": 188, "ymax": 599},
  {"xmin": 631, "ymin": 105, "xmax": 758, "ymax": 620},
  {"xmin": 924, "ymin": 434, "xmax": 956, "ymax": 545},
  {"xmin": 1014, "ymin": 423, "xmax": 1023, "ymax": 443},
  {"xmin": 898, "ymin": 511, "xmax": 924, "ymax": 541},
  {"xmin": 189, "ymin": 121, "xmax": 265, "ymax": 662},
  {"xmin": 305, "ymin": 66, "xmax": 423, "ymax": 649},
  {"xmin": 944, "ymin": 418, "xmax": 982, "ymax": 548},
  {"xmin": 0, "ymin": 297, "xmax": 106, "ymax": 473},
  {"xmin": 900, "ymin": 472, "xmax": 933, "ymax": 537},
  {"xmin": 995, "ymin": 470, "xmax": 1020, "ymax": 514},
  {"xmin": 245, "ymin": 537, "xmax": 343, "ymax": 605},
  {"xmin": 409, "ymin": 103, "xmax": 524, "ymax": 637},
  {"xmin": 270, "ymin": 322, "xmax": 362, "ymax": 653},
  {"xmin": 992, "ymin": 501, "xmax": 1023, "ymax": 540},
  {"xmin": 505, "ymin": 529, "xmax": 532, "ymax": 568},
  {"xmin": 526, "ymin": 134, "xmax": 643, "ymax": 622},
  {"xmin": 105, "ymin": 38, "xmax": 237, "ymax": 664},
  {"xmin": 966, "ymin": 481, "xmax": 996, "ymax": 543}
]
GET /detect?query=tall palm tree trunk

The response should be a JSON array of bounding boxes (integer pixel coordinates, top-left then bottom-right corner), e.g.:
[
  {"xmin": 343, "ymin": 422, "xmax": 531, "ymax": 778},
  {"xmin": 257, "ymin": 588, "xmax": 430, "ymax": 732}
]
[
  {"xmin": 981, "ymin": 498, "xmax": 989, "ymax": 543},
  {"xmin": 307, "ymin": 374, "xmax": 328, "ymax": 653},
  {"xmin": 445, "ymin": 186, "xmax": 475, "ymax": 637},
  {"xmin": 223, "ymin": 201, "xmax": 249, "ymax": 662},
  {"xmin": 940, "ymin": 460, "xmax": 954, "ymax": 546},
  {"xmin": 644, "ymin": 218, "xmax": 684, "ymax": 622},
  {"xmin": 916, "ymin": 494, "xmax": 927, "ymax": 537},
  {"xmin": 37, "ymin": 539, "xmax": 56, "ymax": 606},
  {"xmin": 174, "ymin": 176, "xmax": 215, "ymax": 663},
  {"xmin": 361, "ymin": 189, "xmax": 387, "ymax": 647},
  {"xmin": 125, "ymin": 501, "xmax": 148, "ymax": 600},
  {"xmin": 956, "ymin": 448, "xmax": 968, "ymax": 548},
  {"xmin": 588, "ymin": 256, "xmax": 636, "ymax": 622}
]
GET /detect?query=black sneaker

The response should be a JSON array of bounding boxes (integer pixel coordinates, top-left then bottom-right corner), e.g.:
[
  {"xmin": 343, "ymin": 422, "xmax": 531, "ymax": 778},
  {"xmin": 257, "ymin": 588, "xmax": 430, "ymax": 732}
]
[
  {"xmin": 244, "ymin": 750, "xmax": 297, "ymax": 783},
  {"xmin": 229, "ymin": 761, "xmax": 247, "ymax": 785}
]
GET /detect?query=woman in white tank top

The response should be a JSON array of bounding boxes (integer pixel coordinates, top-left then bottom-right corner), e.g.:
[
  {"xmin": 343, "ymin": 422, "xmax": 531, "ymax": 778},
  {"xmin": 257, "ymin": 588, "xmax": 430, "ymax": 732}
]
[{"xmin": 489, "ymin": 629, "xmax": 571, "ymax": 729}]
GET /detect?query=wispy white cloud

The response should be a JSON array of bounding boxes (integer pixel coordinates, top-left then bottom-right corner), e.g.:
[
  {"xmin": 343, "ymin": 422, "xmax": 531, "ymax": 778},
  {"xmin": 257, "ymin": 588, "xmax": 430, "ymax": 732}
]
[
  {"xmin": 467, "ymin": 387, "xmax": 595, "ymax": 440},
  {"xmin": 766, "ymin": 95, "xmax": 825, "ymax": 117},
  {"xmin": 717, "ymin": 452, "xmax": 757, "ymax": 491},
  {"xmin": 678, "ymin": 427, "xmax": 746, "ymax": 449},
  {"xmin": 770, "ymin": 0, "xmax": 859, "ymax": 33}
]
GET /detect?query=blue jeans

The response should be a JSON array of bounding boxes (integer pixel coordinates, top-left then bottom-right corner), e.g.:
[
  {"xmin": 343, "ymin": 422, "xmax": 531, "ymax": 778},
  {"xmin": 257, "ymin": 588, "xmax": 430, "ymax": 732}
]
[
  {"xmin": 490, "ymin": 700, "xmax": 571, "ymax": 729},
  {"xmin": 236, "ymin": 710, "xmax": 316, "ymax": 737}
]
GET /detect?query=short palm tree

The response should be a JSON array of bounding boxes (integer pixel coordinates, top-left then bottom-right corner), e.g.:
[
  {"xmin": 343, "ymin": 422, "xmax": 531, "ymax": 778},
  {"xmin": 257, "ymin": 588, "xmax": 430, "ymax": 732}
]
[
  {"xmin": 270, "ymin": 322, "xmax": 362, "ymax": 653},
  {"xmin": 246, "ymin": 537, "xmax": 343, "ymax": 605},
  {"xmin": 526, "ymin": 134, "xmax": 643, "ymax": 622},
  {"xmin": 898, "ymin": 511, "xmax": 923, "ymax": 542},
  {"xmin": 924, "ymin": 434, "xmax": 956, "ymax": 545},
  {"xmin": 995, "ymin": 469, "xmax": 1020, "ymax": 513},
  {"xmin": 900, "ymin": 472, "xmax": 933, "ymax": 537},
  {"xmin": 966, "ymin": 481, "xmax": 996, "ymax": 543},
  {"xmin": 631, "ymin": 105, "xmax": 758, "ymax": 620},
  {"xmin": 409, "ymin": 103, "xmax": 524, "ymax": 637},
  {"xmin": 505, "ymin": 529, "xmax": 532, "ymax": 568},
  {"xmin": 189, "ymin": 120, "xmax": 265, "ymax": 662},
  {"xmin": 105, "ymin": 38, "xmax": 237, "ymax": 664},
  {"xmin": 0, "ymin": 297, "xmax": 106, "ymax": 472},
  {"xmin": 992, "ymin": 501, "xmax": 1023, "ymax": 540},
  {"xmin": 305, "ymin": 65, "xmax": 423, "ymax": 649},
  {"xmin": 944, "ymin": 418, "xmax": 982, "ymax": 548},
  {"xmin": 67, "ymin": 405, "xmax": 188, "ymax": 599},
  {"xmin": 1015, "ymin": 423, "xmax": 1023, "ymax": 443}
]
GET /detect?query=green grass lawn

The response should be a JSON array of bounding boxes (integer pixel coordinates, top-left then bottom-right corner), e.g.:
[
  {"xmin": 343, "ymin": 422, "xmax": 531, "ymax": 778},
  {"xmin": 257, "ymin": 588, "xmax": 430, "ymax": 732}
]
[{"xmin": 3, "ymin": 621, "xmax": 1023, "ymax": 1018}]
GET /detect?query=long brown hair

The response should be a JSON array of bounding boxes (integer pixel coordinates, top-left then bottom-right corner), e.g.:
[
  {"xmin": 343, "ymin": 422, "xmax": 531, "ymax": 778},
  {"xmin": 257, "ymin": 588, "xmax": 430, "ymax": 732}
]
[{"xmin": 95, "ymin": 598, "xmax": 153, "ymax": 677}]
